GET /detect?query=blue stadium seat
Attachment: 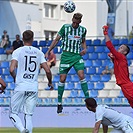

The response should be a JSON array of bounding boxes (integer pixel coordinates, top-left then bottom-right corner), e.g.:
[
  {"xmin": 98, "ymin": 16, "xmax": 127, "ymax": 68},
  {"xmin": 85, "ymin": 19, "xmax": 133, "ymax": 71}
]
[
  {"xmin": 127, "ymin": 52, "xmax": 133, "ymax": 59},
  {"xmin": 87, "ymin": 67, "xmax": 96, "ymax": 74},
  {"xmin": 0, "ymin": 98, "xmax": 4, "ymax": 104},
  {"xmin": 93, "ymin": 39, "xmax": 101, "ymax": 45},
  {"xmin": 97, "ymin": 67, "xmax": 105, "ymax": 74},
  {"xmin": 118, "ymin": 90, "xmax": 124, "ymax": 98},
  {"xmin": 89, "ymin": 90, "xmax": 98, "ymax": 98},
  {"xmin": 68, "ymin": 67, "xmax": 76, "ymax": 75},
  {"xmin": 93, "ymin": 60, "xmax": 102, "ymax": 67},
  {"xmin": 78, "ymin": 91, "xmax": 84, "ymax": 98},
  {"xmin": 102, "ymin": 60, "xmax": 111, "ymax": 66},
  {"xmin": 5, "ymin": 75, "xmax": 14, "ymax": 83},
  {"xmin": 95, "ymin": 98, "xmax": 102, "ymax": 104},
  {"xmin": 103, "ymin": 98, "xmax": 112, "ymax": 104},
  {"xmin": 89, "ymin": 53, "xmax": 98, "ymax": 60},
  {"xmin": 0, "ymin": 68, "xmax": 2, "ymax": 75},
  {"xmin": 39, "ymin": 40, "xmax": 47, "ymax": 47},
  {"xmin": 0, "ymin": 48, "xmax": 5, "ymax": 54},
  {"xmin": 98, "ymin": 53, "xmax": 108, "ymax": 60},
  {"xmin": 1, "ymin": 61, "xmax": 9, "ymax": 68},
  {"xmin": 47, "ymin": 40, "xmax": 53, "ymax": 46},
  {"xmin": 128, "ymin": 38, "xmax": 133, "ymax": 45},
  {"xmin": 66, "ymin": 75, "xmax": 72, "ymax": 82},
  {"xmin": 65, "ymin": 82, "xmax": 74, "ymax": 90},
  {"xmin": 85, "ymin": 75, "xmax": 90, "ymax": 81},
  {"xmin": 75, "ymin": 82, "xmax": 81, "ymax": 90},
  {"xmin": 119, "ymin": 38, "xmax": 128, "ymax": 45},
  {"xmin": 73, "ymin": 98, "xmax": 83, "ymax": 104},
  {"xmin": 87, "ymin": 82, "xmax": 94, "ymax": 90},
  {"xmin": 114, "ymin": 98, "xmax": 123, "ymax": 104},
  {"xmin": 95, "ymin": 46, "xmax": 104, "ymax": 52},
  {"xmin": 112, "ymin": 39, "xmax": 119, "ymax": 45},
  {"xmin": 69, "ymin": 90, "xmax": 78, "ymax": 97},
  {"xmin": 86, "ymin": 39, "xmax": 92, "ymax": 46},
  {"xmin": 87, "ymin": 46, "xmax": 94, "ymax": 53},
  {"xmin": 123, "ymin": 98, "xmax": 129, "ymax": 105},
  {"xmin": 32, "ymin": 40, "xmax": 38, "ymax": 47},
  {"xmin": 91, "ymin": 75, "xmax": 100, "ymax": 82},
  {"xmin": 104, "ymin": 47, "xmax": 110, "ymax": 53},
  {"xmin": 82, "ymin": 54, "xmax": 88, "ymax": 60},
  {"xmin": 71, "ymin": 75, "xmax": 79, "ymax": 82},
  {"xmin": 2, "ymin": 68, "xmax": 10, "ymax": 75},
  {"xmin": 56, "ymin": 40, "xmax": 61, "ymax": 46},
  {"xmin": 101, "ymin": 39, "xmax": 106, "ymax": 45},
  {"xmin": 53, "ymin": 47, "xmax": 58, "ymax": 53},
  {"xmin": 84, "ymin": 60, "xmax": 92, "ymax": 67},
  {"xmin": 101, "ymin": 75, "xmax": 111, "ymax": 82},
  {"xmin": 42, "ymin": 47, "xmax": 48, "ymax": 54},
  {"xmin": 64, "ymin": 98, "xmax": 72, "ymax": 105},
  {"xmin": 95, "ymin": 82, "xmax": 104, "ymax": 90},
  {"xmin": 53, "ymin": 75, "xmax": 60, "ymax": 82}
]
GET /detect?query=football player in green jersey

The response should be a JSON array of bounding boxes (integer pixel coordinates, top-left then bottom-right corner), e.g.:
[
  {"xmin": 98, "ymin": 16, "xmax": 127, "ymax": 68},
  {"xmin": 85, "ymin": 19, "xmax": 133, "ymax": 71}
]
[{"xmin": 45, "ymin": 13, "xmax": 89, "ymax": 113}]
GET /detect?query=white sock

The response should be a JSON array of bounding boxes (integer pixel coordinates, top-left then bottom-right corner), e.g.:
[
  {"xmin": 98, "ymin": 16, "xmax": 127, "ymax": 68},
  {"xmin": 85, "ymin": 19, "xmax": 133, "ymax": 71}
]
[
  {"xmin": 25, "ymin": 114, "xmax": 33, "ymax": 133},
  {"xmin": 10, "ymin": 113, "xmax": 25, "ymax": 132}
]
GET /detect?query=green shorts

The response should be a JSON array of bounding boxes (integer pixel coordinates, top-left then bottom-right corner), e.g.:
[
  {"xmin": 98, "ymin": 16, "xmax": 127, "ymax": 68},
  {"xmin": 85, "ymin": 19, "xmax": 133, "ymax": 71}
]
[{"xmin": 59, "ymin": 51, "xmax": 84, "ymax": 74}]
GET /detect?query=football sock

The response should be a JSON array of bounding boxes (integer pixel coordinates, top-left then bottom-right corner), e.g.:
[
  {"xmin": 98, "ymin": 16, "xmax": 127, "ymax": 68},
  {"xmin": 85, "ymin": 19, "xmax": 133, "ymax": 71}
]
[
  {"xmin": 81, "ymin": 79, "xmax": 89, "ymax": 98},
  {"xmin": 25, "ymin": 114, "xmax": 32, "ymax": 133},
  {"xmin": 10, "ymin": 113, "xmax": 25, "ymax": 132},
  {"xmin": 58, "ymin": 82, "xmax": 65, "ymax": 104}
]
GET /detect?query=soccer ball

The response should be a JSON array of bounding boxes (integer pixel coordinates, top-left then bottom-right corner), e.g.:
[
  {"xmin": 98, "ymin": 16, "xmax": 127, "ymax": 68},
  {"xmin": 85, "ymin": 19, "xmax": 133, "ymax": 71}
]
[{"xmin": 64, "ymin": 1, "xmax": 76, "ymax": 13}]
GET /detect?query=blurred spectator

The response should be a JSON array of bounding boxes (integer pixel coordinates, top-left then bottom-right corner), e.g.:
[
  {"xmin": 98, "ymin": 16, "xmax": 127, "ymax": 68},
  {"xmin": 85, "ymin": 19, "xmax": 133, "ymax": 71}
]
[
  {"xmin": 107, "ymin": 23, "xmax": 114, "ymax": 40},
  {"xmin": 129, "ymin": 26, "xmax": 133, "ymax": 40},
  {"xmin": 0, "ymin": 30, "xmax": 10, "ymax": 49},
  {"xmin": 6, "ymin": 34, "xmax": 23, "ymax": 55},
  {"xmin": 102, "ymin": 61, "xmax": 114, "ymax": 76},
  {"xmin": 47, "ymin": 50, "xmax": 56, "ymax": 68}
]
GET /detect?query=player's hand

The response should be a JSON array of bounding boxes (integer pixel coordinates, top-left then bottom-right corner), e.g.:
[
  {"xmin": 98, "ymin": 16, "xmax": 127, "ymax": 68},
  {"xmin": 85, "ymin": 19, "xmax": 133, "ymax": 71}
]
[
  {"xmin": 80, "ymin": 49, "xmax": 86, "ymax": 56},
  {"xmin": 45, "ymin": 51, "xmax": 49, "ymax": 59},
  {"xmin": 48, "ymin": 83, "xmax": 54, "ymax": 90},
  {"xmin": 102, "ymin": 25, "xmax": 108, "ymax": 35}
]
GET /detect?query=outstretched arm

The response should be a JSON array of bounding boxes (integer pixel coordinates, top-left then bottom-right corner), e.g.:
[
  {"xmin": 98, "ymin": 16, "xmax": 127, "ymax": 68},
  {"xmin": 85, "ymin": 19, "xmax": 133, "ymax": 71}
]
[
  {"xmin": 45, "ymin": 35, "xmax": 61, "ymax": 59},
  {"xmin": 93, "ymin": 121, "xmax": 101, "ymax": 133}
]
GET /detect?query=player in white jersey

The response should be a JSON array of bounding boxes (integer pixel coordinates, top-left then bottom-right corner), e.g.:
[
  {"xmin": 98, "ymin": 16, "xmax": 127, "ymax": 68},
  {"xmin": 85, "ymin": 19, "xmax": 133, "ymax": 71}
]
[
  {"xmin": 85, "ymin": 98, "xmax": 133, "ymax": 133},
  {"xmin": 9, "ymin": 30, "xmax": 53, "ymax": 133}
]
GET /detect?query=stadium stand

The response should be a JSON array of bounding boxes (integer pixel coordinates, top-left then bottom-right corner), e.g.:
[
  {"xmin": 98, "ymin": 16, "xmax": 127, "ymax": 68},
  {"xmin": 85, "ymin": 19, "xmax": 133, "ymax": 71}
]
[{"xmin": 0, "ymin": 38, "xmax": 132, "ymax": 107}]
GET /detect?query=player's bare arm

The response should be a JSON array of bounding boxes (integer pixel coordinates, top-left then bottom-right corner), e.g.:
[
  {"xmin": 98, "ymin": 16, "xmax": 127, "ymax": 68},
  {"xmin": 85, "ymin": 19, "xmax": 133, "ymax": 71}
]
[
  {"xmin": 41, "ymin": 62, "xmax": 53, "ymax": 89},
  {"xmin": 45, "ymin": 35, "xmax": 61, "ymax": 58},
  {"xmin": 10, "ymin": 60, "xmax": 17, "ymax": 82},
  {"xmin": 93, "ymin": 121, "xmax": 101, "ymax": 133},
  {"xmin": 0, "ymin": 78, "xmax": 6, "ymax": 93},
  {"xmin": 80, "ymin": 38, "xmax": 87, "ymax": 56},
  {"xmin": 102, "ymin": 124, "xmax": 108, "ymax": 133}
]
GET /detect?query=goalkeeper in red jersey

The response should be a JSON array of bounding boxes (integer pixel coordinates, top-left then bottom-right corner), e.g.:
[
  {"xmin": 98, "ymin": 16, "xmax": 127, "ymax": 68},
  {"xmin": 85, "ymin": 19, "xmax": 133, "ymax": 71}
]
[{"xmin": 103, "ymin": 25, "xmax": 133, "ymax": 108}]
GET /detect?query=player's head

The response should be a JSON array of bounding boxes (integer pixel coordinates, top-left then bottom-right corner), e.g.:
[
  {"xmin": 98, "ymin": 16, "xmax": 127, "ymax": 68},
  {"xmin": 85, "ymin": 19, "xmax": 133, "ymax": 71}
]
[
  {"xmin": 22, "ymin": 30, "xmax": 34, "ymax": 44},
  {"xmin": 72, "ymin": 13, "xmax": 82, "ymax": 29},
  {"xmin": 85, "ymin": 98, "xmax": 97, "ymax": 112},
  {"xmin": 118, "ymin": 44, "xmax": 130, "ymax": 56}
]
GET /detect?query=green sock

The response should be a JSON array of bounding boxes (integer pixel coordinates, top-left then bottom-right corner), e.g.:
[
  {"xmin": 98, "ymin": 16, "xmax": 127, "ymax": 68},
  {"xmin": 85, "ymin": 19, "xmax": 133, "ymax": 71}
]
[
  {"xmin": 81, "ymin": 79, "xmax": 89, "ymax": 98},
  {"xmin": 58, "ymin": 82, "xmax": 65, "ymax": 104}
]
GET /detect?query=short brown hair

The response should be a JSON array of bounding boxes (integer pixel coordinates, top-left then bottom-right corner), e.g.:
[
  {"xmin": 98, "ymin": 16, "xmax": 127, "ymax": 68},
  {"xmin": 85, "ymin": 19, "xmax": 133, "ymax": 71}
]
[
  {"xmin": 85, "ymin": 98, "xmax": 97, "ymax": 108},
  {"xmin": 23, "ymin": 30, "xmax": 34, "ymax": 43},
  {"xmin": 73, "ymin": 13, "xmax": 83, "ymax": 21},
  {"xmin": 124, "ymin": 44, "xmax": 130, "ymax": 55}
]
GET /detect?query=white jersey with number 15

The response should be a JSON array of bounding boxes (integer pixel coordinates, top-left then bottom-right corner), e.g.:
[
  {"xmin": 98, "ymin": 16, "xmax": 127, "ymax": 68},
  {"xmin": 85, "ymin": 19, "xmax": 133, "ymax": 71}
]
[{"xmin": 11, "ymin": 46, "xmax": 46, "ymax": 92}]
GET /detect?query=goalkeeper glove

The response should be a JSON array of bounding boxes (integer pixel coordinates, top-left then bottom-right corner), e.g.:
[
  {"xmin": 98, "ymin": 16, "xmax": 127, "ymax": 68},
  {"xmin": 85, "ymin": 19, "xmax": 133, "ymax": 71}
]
[{"xmin": 103, "ymin": 25, "xmax": 108, "ymax": 35}]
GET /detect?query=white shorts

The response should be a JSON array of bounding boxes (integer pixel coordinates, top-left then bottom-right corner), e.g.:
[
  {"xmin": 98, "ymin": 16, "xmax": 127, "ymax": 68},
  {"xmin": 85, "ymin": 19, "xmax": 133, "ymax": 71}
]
[
  {"xmin": 10, "ymin": 91, "xmax": 38, "ymax": 115},
  {"xmin": 110, "ymin": 120, "xmax": 133, "ymax": 133}
]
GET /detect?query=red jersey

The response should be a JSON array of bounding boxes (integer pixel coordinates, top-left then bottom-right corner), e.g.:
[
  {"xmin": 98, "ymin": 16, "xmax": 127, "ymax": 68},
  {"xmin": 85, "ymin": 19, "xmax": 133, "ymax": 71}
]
[{"xmin": 106, "ymin": 41, "xmax": 131, "ymax": 85}]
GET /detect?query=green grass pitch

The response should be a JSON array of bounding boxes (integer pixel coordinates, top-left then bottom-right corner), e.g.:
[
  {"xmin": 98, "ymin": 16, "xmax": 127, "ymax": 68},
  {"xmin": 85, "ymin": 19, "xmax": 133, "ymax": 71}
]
[{"xmin": 0, "ymin": 128, "xmax": 112, "ymax": 133}]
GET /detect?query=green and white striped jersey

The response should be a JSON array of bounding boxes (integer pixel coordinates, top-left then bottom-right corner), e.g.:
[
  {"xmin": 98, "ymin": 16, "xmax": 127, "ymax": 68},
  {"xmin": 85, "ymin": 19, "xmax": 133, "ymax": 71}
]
[{"xmin": 58, "ymin": 24, "xmax": 87, "ymax": 54}]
